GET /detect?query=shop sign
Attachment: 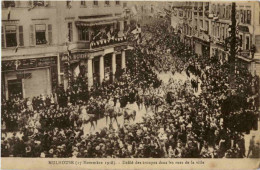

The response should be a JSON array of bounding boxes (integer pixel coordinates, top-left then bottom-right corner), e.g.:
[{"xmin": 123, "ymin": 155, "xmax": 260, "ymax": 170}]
[
  {"xmin": 37, "ymin": 57, "xmax": 57, "ymax": 67},
  {"xmin": 2, "ymin": 56, "xmax": 57, "ymax": 71},
  {"xmin": 71, "ymin": 53, "xmax": 88, "ymax": 61},
  {"xmin": 61, "ymin": 53, "xmax": 88, "ymax": 62}
]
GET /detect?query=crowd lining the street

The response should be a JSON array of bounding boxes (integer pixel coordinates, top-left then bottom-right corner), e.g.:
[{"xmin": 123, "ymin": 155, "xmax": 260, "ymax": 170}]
[{"xmin": 1, "ymin": 18, "xmax": 260, "ymax": 158}]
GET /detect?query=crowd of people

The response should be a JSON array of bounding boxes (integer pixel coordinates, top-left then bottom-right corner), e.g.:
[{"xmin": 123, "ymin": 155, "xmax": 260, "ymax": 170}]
[{"xmin": 1, "ymin": 17, "xmax": 260, "ymax": 158}]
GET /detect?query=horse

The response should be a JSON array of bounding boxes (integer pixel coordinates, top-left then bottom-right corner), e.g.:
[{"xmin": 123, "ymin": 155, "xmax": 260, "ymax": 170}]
[
  {"xmin": 104, "ymin": 103, "xmax": 119, "ymax": 127},
  {"xmin": 78, "ymin": 106, "xmax": 97, "ymax": 130},
  {"xmin": 123, "ymin": 108, "xmax": 136, "ymax": 123}
]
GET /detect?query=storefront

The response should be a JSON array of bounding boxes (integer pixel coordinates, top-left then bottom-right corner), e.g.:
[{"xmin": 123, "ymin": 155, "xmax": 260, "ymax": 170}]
[
  {"xmin": 194, "ymin": 37, "xmax": 210, "ymax": 57},
  {"xmin": 2, "ymin": 56, "xmax": 58, "ymax": 99},
  {"xmin": 60, "ymin": 52, "xmax": 90, "ymax": 88}
]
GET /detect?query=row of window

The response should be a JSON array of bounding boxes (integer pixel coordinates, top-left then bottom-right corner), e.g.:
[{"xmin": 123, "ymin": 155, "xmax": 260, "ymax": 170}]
[
  {"xmin": 3, "ymin": 1, "xmax": 48, "ymax": 8},
  {"xmin": 211, "ymin": 23, "xmax": 251, "ymax": 50},
  {"xmin": 212, "ymin": 24, "xmax": 229, "ymax": 42},
  {"xmin": 2, "ymin": 24, "xmax": 52, "ymax": 48},
  {"xmin": 2, "ymin": 22, "xmax": 124, "ymax": 48},
  {"xmin": 240, "ymin": 10, "xmax": 251, "ymax": 25},
  {"xmin": 2, "ymin": 0, "xmax": 120, "ymax": 8},
  {"xmin": 69, "ymin": 0, "xmax": 120, "ymax": 8},
  {"xmin": 211, "ymin": 4, "xmax": 232, "ymax": 20}
]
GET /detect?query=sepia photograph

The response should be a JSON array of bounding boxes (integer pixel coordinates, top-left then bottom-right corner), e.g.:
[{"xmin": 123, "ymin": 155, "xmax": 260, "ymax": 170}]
[{"xmin": 1, "ymin": 0, "xmax": 260, "ymax": 169}]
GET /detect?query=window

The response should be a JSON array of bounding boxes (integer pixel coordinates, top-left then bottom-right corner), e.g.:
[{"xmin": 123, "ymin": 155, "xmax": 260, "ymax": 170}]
[
  {"xmin": 33, "ymin": 1, "xmax": 45, "ymax": 6},
  {"xmin": 205, "ymin": 21, "xmax": 209, "ymax": 32},
  {"xmin": 247, "ymin": 10, "xmax": 251, "ymax": 24},
  {"xmin": 105, "ymin": 0, "xmax": 109, "ymax": 6},
  {"xmin": 240, "ymin": 10, "xmax": 243, "ymax": 23},
  {"xmin": 124, "ymin": 21, "xmax": 127, "ymax": 31},
  {"xmin": 200, "ymin": 20, "xmax": 203, "ymax": 28},
  {"xmin": 223, "ymin": 7, "xmax": 225, "ymax": 18},
  {"xmin": 115, "ymin": 1, "xmax": 120, "ymax": 5},
  {"xmin": 244, "ymin": 10, "xmax": 247, "ymax": 24},
  {"xmin": 2, "ymin": 27, "xmax": 5, "ymax": 48},
  {"xmin": 81, "ymin": 0, "xmax": 86, "ymax": 6},
  {"xmin": 19, "ymin": 26, "xmax": 24, "ymax": 46},
  {"xmin": 123, "ymin": 2, "xmax": 127, "ymax": 8},
  {"xmin": 220, "ymin": 27, "xmax": 223, "ymax": 40},
  {"xmin": 117, "ymin": 22, "xmax": 120, "ymax": 31},
  {"xmin": 79, "ymin": 28, "xmax": 89, "ymax": 41},
  {"xmin": 217, "ymin": 26, "xmax": 219, "ymax": 37},
  {"xmin": 93, "ymin": 0, "xmax": 98, "ymax": 6},
  {"xmin": 240, "ymin": 35, "xmax": 243, "ymax": 47},
  {"xmin": 68, "ymin": 23, "xmax": 73, "ymax": 42},
  {"xmin": 67, "ymin": 0, "xmax": 72, "ymax": 8},
  {"xmin": 3, "ymin": 1, "xmax": 15, "ymax": 8},
  {"xmin": 5, "ymin": 26, "xmax": 17, "ymax": 47},
  {"xmin": 35, "ymin": 24, "xmax": 47, "ymax": 45},
  {"xmin": 246, "ymin": 36, "xmax": 250, "ymax": 50}
]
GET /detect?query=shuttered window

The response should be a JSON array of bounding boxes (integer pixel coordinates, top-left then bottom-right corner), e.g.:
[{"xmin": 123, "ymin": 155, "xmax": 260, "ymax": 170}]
[
  {"xmin": 29, "ymin": 24, "xmax": 35, "ymax": 46},
  {"xmin": 68, "ymin": 22, "xmax": 73, "ymax": 42},
  {"xmin": 5, "ymin": 25, "xmax": 17, "ymax": 47},
  {"xmin": 240, "ymin": 10, "xmax": 244, "ymax": 23},
  {"xmin": 244, "ymin": 10, "xmax": 247, "ymax": 24},
  {"xmin": 247, "ymin": 10, "xmax": 251, "ymax": 24},
  {"xmin": 48, "ymin": 24, "xmax": 52, "ymax": 45},
  {"xmin": 19, "ymin": 26, "xmax": 24, "ymax": 46},
  {"xmin": 2, "ymin": 26, "xmax": 5, "ymax": 48}
]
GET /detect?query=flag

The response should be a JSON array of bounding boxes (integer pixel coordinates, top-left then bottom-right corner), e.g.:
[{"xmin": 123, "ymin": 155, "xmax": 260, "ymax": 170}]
[
  {"xmin": 14, "ymin": 60, "xmax": 20, "ymax": 70},
  {"xmin": 7, "ymin": 6, "xmax": 11, "ymax": 20},
  {"xmin": 73, "ymin": 65, "xmax": 80, "ymax": 77},
  {"xmin": 66, "ymin": 43, "xmax": 72, "ymax": 61},
  {"xmin": 28, "ymin": 2, "xmax": 36, "ymax": 11},
  {"xmin": 14, "ymin": 45, "xmax": 19, "ymax": 53},
  {"xmin": 131, "ymin": 6, "xmax": 137, "ymax": 15}
]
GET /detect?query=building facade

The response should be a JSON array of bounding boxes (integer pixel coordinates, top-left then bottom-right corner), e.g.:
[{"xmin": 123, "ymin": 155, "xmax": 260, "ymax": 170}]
[
  {"xmin": 171, "ymin": 1, "xmax": 260, "ymax": 76},
  {"xmin": 171, "ymin": 1, "xmax": 260, "ymax": 108},
  {"xmin": 2, "ymin": 0, "xmax": 129, "ymax": 100}
]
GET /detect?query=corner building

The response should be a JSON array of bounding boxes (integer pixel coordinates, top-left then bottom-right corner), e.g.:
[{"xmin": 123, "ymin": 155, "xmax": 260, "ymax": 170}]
[{"xmin": 1, "ymin": 0, "xmax": 129, "ymax": 99}]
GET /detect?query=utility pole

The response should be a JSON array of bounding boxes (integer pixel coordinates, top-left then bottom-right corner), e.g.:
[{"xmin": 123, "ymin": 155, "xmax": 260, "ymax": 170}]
[{"xmin": 229, "ymin": 2, "xmax": 236, "ymax": 89}]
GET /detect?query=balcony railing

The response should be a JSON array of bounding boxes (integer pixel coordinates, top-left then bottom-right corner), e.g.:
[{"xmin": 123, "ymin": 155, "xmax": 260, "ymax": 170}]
[
  {"xmin": 72, "ymin": 36, "xmax": 127, "ymax": 50},
  {"xmin": 90, "ymin": 36, "xmax": 127, "ymax": 49}
]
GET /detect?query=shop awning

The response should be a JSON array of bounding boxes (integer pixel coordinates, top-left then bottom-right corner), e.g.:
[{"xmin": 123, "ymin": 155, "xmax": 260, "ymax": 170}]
[{"xmin": 75, "ymin": 16, "xmax": 122, "ymax": 27}]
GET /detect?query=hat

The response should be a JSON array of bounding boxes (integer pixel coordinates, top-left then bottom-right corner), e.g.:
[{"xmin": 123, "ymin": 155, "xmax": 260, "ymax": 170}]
[
  {"xmin": 49, "ymin": 149, "xmax": 54, "ymax": 154},
  {"xmin": 26, "ymin": 146, "xmax": 31, "ymax": 153},
  {"xmin": 95, "ymin": 146, "xmax": 100, "ymax": 151}
]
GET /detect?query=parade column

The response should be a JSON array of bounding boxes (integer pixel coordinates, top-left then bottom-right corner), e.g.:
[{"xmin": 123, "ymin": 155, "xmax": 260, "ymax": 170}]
[
  {"xmin": 112, "ymin": 52, "xmax": 116, "ymax": 81},
  {"xmin": 88, "ymin": 58, "xmax": 93, "ymax": 90},
  {"xmin": 121, "ymin": 50, "xmax": 126, "ymax": 69},
  {"xmin": 99, "ymin": 55, "xmax": 104, "ymax": 83}
]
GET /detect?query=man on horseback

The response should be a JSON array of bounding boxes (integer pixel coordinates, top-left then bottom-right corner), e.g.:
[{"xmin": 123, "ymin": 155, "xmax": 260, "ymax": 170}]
[{"xmin": 124, "ymin": 102, "xmax": 136, "ymax": 124}]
